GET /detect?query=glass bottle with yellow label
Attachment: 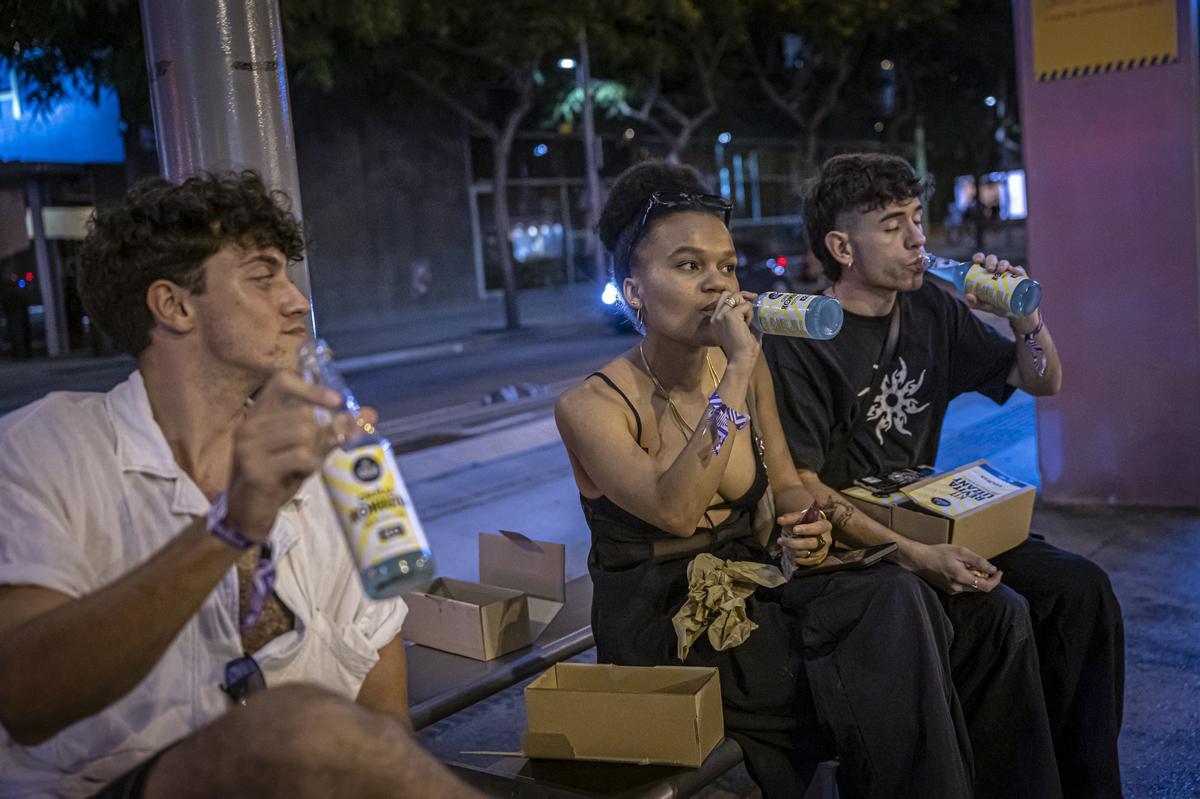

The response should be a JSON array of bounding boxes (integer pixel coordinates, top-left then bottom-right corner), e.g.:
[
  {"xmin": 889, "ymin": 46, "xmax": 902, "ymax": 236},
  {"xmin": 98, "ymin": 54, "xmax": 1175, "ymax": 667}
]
[
  {"xmin": 299, "ymin": 339, "xmax": 435, "ymax": 599},
  {"xmin": 925, "ymin": 254, "xmax": 1041, "ymax": 317}
]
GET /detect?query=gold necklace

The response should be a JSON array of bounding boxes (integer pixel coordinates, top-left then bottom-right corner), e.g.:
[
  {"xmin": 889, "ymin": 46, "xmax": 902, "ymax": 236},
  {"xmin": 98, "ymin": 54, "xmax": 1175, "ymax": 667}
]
[{"xmin": 638, "ymin": 344, "xmax": 720, "ymax": 437}]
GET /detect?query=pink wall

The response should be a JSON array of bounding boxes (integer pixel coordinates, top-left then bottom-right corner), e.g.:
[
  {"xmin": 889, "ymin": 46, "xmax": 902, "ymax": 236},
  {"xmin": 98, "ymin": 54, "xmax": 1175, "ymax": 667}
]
[{"xmin": 1015, "ymin": 0, "xmax": 1200, "ymax": 505}]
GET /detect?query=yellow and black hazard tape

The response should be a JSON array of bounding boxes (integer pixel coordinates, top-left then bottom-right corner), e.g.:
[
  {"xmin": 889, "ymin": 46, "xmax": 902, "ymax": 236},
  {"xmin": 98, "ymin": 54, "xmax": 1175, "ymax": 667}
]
[{"xmin": 1038, "ymin": 52, "xmax": 1177, "ymax": 81}]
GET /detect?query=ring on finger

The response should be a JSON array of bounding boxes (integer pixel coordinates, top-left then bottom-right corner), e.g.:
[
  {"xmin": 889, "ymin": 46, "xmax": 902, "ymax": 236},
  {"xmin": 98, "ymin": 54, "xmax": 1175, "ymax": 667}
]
[
  {"xmin": 724, "ymin": 296, "xmax": 739, "ymax": 308},
  {"xmin": 971, "ymin": 576, "xmax": 979, "ymax": 590}
]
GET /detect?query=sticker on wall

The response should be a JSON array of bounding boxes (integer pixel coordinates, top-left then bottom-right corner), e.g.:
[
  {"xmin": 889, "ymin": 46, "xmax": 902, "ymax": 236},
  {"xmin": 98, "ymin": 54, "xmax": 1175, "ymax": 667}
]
[{"xmin": 1033, "ymin": 0, "xmax": 1178, "ymax": 81}]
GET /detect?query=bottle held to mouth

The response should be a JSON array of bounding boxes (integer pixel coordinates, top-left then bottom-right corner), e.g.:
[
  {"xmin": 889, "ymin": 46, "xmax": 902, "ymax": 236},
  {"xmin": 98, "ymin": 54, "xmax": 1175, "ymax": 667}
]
[
  {"xmin": 924, "ymin": 254, "xmax": 1041, "ymax": 317},
  {"xmin": 751, "ymin": 293, "xmax": 844, "ymax": 340},
  {"xmin": 299, "ymin": 339, "xmax": 435, "ymax": 599}
]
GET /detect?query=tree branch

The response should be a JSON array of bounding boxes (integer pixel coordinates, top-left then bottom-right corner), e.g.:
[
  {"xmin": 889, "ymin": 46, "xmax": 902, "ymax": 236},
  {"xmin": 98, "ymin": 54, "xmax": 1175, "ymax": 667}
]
[
  {"xmin": 742, "ymin": 32, "xmax": 810, "ymax": 134},
  {"xmin": 401, "ymin": 68, "xmax": 499, "ymax": 139},
  {"xmin": 887, "ymin": 59, "xmax": 918, "ymax": 142},
  {"xmin": 800, "ymin": 45, "xmax": 862, "ymax": 174},
  {"xmin": 426, "ymin": 38, "xmax": 524, "ymax": 88}
]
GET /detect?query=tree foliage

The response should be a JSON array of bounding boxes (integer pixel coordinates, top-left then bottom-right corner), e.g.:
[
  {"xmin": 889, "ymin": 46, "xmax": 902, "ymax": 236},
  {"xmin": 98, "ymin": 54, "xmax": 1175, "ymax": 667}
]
[
  {"xmin": 584, "ymin": 0, "xmax": 737, "ymax": 162},
  {"xmin": 738, "ymin": 0, "xmax": 957, "ymax": 178},
  {"xmin": 3, "ymin": 0, "xmax": 145, "ymax": 115},
  {"xmin": 4, "ymin": 0, "xmax": 1019, "ymax": 265}
]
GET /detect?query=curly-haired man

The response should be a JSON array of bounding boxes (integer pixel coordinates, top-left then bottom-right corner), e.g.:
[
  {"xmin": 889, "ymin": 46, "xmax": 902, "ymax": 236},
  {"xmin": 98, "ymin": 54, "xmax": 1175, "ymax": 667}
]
[
  {"xmin": 0, "ymin": 172, "xmax": 477, "ymax": 798},
  {"xmin": 765, "ymin": 153, "xmax": 1124, "ymax": 798}
]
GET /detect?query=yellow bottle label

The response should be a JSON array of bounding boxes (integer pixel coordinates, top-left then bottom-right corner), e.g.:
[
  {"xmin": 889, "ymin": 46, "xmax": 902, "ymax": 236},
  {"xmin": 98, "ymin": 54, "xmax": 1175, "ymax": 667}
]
[
  {"xmin": 963, "ymin": 265, "xmax": 1024, "ymax": 313},
  {"xmin": 322, "ymin": 443, "xmax": 428, "ymax": 569},
  {"xmin": 755, "ymin": 292, "xmax": 815, "ymax": 337}
]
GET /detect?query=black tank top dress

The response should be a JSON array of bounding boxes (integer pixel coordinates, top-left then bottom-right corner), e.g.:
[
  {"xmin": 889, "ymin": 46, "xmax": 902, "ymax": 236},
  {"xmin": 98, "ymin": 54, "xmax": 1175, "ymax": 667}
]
[
  {"xmin": 578, "ymin": 372, "xmax": 975, "ymax": 799},
  {"xmin": 580, "ymin": 373, "xmax": 830, "ymax": 794}
]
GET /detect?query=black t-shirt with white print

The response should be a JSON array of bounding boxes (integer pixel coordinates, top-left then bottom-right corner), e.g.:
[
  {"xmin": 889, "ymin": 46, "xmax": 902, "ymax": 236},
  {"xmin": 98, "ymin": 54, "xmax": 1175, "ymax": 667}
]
[{"xmin": 763, "ymin": 279, "xmax": 1017, "ymax": 490}]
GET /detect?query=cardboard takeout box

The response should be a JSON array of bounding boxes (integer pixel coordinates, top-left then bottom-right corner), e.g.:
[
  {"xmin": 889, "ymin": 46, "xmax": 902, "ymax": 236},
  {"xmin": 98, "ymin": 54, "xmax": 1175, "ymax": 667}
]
[
  {"xmin": 843, "ymin": 460, "xmax": 1033, "ymax": 559},
  {"xmin": 402, "ymin": 531, "xmax": 566, "ymax": 661},
  {"xmin": 523, "ymin": 663, "xmax": 725, "ymax": 767}
]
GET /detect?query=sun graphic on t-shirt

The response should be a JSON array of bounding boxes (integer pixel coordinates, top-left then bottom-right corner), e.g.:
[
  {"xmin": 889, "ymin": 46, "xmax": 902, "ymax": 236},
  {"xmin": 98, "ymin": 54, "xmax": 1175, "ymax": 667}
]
[{"xmin": 867, "ymin": 356, "xmax": 931, "ymax": 445}]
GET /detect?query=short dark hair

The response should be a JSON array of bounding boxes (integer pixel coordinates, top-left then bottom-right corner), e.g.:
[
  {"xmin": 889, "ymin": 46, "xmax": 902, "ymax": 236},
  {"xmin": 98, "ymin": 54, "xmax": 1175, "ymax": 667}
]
[
  {"xmin": 803, "ymin": 153, "xmax": 928, "ymax": 282},
  {"xmin": 78, "ymin": 170, "xmax": 305, "ymax": 355}
]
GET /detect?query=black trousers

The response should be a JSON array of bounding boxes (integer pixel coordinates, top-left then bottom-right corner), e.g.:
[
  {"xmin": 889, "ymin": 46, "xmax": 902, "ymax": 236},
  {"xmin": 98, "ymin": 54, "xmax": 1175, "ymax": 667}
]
[
  {"xmin": 994, "ymin": 538, "xmax": 1125, "ymax": 798},
  {"xmin": 780, "ymin": 563, "xmax": 974, "ymax": 799},
  {"xmin": 943, "ymin": 538, "xmax": 1125, "ymax": 799},
  {"xmin": 941, "ymin": 578, "xmax": 1061, "ymax": 799}
]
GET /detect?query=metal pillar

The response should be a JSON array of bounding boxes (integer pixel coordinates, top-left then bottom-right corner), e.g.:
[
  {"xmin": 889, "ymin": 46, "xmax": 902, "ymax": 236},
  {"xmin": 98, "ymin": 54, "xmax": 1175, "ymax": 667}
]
[
  {"xmin": 25, "ymin": 179, "xmax": 68, "ymax": 356},
  {"xmin": 139, "ymin": 0, "xmax": 314, "ymax": 329},
  {"xmin": 578, "ymin": 28, "xmax": 607, "ymax": 284}
]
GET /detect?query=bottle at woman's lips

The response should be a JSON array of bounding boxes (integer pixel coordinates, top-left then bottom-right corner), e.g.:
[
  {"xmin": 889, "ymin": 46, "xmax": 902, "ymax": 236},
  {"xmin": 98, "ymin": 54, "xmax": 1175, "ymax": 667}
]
[{"xmin": 752, "ymin": 293, "xmax": 844, "ymax": 339}]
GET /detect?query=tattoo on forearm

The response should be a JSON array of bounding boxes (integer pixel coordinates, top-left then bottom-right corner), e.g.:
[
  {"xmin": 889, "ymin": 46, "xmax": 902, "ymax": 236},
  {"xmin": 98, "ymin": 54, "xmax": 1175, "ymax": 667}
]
[{"xmin": 821, "ymin": 499, "xmax": 855, "ymax": 529}]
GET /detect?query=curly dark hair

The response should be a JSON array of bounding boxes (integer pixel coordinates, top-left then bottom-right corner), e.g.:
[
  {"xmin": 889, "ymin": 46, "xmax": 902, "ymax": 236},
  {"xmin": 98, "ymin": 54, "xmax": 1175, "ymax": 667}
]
[
  {"xmin": 598, "ymin": 160, "xmax": 715, "ymax": 286},
  {"xmin": 78, "ymin": 170, "xmax": 306, "ymax": 355},
  {"xmin": 803, "ymin": 153, "xmax": 929, "ymax": 282}
]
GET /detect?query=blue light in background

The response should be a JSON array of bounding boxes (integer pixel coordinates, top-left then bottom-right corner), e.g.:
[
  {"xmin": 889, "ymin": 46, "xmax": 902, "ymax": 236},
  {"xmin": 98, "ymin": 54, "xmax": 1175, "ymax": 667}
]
[
  {"xmin": 0, "ymin": 63, "xmax": 125, "ymax": 164},
  {"xmin": 601, "ymin": 282, "xmax": 619, "ymax": 305}
]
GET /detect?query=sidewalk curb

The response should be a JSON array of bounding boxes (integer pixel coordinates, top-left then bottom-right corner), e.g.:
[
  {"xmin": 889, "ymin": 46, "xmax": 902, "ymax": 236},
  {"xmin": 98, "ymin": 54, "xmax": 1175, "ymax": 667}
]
[
  {"xmin": 332, "ymin": 319, "xmax": 601, "ymax": 375},
  {"xmin": 336, "ymin": 342, "xmax": 466, "ymax": 374}
]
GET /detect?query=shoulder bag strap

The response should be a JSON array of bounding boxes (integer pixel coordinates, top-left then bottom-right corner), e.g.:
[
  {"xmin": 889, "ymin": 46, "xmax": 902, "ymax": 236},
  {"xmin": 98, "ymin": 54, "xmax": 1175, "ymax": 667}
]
[{"xmin": 823, "ymin": 297, "xmax": 902, "ymax": 483}]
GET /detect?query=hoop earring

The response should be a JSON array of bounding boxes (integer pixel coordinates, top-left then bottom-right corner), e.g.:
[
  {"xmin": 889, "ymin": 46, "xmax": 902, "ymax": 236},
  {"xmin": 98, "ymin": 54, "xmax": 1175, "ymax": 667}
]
[{"xmin": 635, "ymin": 305, "xmax": 644, "ymax": 326}]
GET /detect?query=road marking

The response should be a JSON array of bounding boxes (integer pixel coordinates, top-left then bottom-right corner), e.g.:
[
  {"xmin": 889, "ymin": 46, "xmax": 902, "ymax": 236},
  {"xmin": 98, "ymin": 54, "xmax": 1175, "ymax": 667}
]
[
  {"xmin": 375, "ymin": 375, "xmax": 579, "ymax": 441},
  {"xmin": 336, "ymin": 342, "xmax": 466, "ymax": 374}
]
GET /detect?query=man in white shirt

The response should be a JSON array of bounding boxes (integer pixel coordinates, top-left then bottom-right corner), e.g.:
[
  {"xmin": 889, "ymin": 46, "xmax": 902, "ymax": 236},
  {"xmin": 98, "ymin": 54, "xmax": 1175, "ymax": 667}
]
[{"xmin": 0, "ymin": 172, "xmax": 477, "ymax": 798}]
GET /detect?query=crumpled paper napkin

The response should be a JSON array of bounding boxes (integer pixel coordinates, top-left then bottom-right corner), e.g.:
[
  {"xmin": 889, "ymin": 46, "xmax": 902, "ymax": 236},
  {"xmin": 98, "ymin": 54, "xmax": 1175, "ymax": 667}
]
[{"xmin": 671, "ymin": 552, "xmax": 786, "ymax": 661}]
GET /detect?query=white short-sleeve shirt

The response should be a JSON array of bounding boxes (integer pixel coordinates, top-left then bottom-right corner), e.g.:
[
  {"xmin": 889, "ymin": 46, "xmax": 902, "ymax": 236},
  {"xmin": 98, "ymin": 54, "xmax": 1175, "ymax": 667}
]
[{"xmin": 0, "ymin": 372, "xmax": 408, "ymax": 798}]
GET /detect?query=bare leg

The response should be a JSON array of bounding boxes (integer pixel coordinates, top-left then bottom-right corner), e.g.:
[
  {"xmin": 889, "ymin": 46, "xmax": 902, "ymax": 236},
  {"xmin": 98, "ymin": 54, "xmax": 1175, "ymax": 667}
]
[{"xmin": 144, "ymin": 684, "xmax": 480, "ymax": 799}]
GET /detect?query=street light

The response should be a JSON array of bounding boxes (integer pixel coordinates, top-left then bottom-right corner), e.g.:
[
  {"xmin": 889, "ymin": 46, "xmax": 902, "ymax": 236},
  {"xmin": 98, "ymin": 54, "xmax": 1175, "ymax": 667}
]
[{"xmin": 559, "ymin": 34, "xmax": 604, "ymax": 283}]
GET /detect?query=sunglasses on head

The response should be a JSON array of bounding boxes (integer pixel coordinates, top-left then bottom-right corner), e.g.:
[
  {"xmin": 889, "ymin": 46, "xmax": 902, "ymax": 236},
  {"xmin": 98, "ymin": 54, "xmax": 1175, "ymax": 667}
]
[
  {"xmin": 221, "ymin": 655, "xmax": 266, "ymax": 706},
  {"xmin": 622, "ymin": 191, "xmax": 734, "ymax": 270}
]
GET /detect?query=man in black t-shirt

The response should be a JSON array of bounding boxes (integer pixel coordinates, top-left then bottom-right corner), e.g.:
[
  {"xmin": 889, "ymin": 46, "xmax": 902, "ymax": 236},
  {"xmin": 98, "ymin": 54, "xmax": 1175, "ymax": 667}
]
[{"xmin": 764, "ymin": 153, "xmax": 1124, "ymax": 799}]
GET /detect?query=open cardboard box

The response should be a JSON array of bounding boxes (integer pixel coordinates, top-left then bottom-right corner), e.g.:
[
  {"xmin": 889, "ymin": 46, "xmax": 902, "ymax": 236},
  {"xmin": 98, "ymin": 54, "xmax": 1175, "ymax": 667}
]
[
  {"xmin": 843, "ymin": 460, "xmax": 1034, "ymax": 560},
  {"xmin": 479, "ymin": 530, "xmax": 566, "ymax": 636},
  {"xmin": 402, "ymin": 531, "xmax": 566, "ymax": 661},
  {"xmin": 522, "ymin": 663, "xmax": 724, "ymax": 767}
]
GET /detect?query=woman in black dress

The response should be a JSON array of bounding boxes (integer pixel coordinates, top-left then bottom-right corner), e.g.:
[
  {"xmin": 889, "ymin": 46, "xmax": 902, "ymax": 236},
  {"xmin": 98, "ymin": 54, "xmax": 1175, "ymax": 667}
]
[{"xmin": 554, "ymin": 160, "xmax": 974, "ymax": 798}]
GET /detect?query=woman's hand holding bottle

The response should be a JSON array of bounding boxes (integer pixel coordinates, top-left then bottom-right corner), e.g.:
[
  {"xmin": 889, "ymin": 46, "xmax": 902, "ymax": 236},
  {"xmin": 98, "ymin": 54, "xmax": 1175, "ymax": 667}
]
[{"xmin": 709, "ymin": 290, "xmax": 760, "ymax": 370}]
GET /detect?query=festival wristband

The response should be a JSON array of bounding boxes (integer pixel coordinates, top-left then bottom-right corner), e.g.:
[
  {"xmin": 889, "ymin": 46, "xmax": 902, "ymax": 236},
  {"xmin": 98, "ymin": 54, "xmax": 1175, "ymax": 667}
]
[
  {"xmin": 207, "ymin": 492, "xmax": 276, "ymax": 631},
  {"xmin": 706, "ymin": 390, "xmax": 749, "ymax": 455},
  {"xmin": 1021, "ymin": 314, "xmax": 1047, "ymax": 378}
]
